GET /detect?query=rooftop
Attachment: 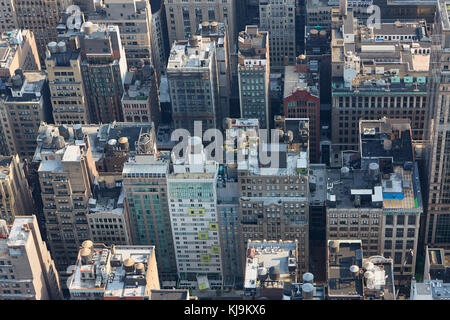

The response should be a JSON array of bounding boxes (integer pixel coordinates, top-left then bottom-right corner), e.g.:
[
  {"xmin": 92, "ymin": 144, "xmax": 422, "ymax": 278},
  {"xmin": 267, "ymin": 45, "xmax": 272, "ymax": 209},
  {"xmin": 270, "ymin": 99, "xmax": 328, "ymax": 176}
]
[
  {"xmin": 327, "ymin": 240, "xmax": 364, "ymax": 299},
  {"xmin": 33, "ymin": 122, "xmax": 155, "ymax": 166},
  {"xmin": 362, "ymin": 256, "xmax": 396, "ymax": 300},
  {"xmin": 309, "ymin": 164, "xmax": 327, "ymax": 206},
  {"xmin": 326, "ymin": 162, "xmax": 422, "ymax": 211},
  {"xmin": 332, "ymin": 14, "xmax": 431, "ymax": 90},
  {"xmin": 225, "ymin": 118, "xmax": 309, "ymax": 176},
  {"xmin": 68, "ymin": 242, "xmax": 157, "ymax": 299},
  {"xmin": 0, "ymin": 30, "xmax": 32, "ymax": 73},
  {"xmin": 411, "ymin": 280, "xmax": 450, "ymax": 300},
  {"xmin": 426, "ymin": 247, "xmax": 450, "ymax": 282},
  {"xmin": 150, "ymin": 289, "xmax": 189, "ymax": 300},
  {"xmin": 238, "ymin": 26, "xmax": 268, "ymax": 62},
  {"xmin": 167, "ymin": 37, "xmax": 213, "ymax": 70},
  {"xmin": 4, "ymin": 71, "xmax": 47, "ymax": 103},
  {"xmin": 45, "ymin": 42, "xmax": 80, "ymax": 67},
  {"xmin": 283, "ymin": 64, "xmax": 320, "ymax": 99},
  {"xmin": 2, "ymin": 217, "xmax": 34, "ymax": 248},
  {"xmin": 244, "ymin": 240, "xmax": 298, "ymax": 292},
  {"xmin": 88, "ymin": 187, "xmax": 124, "ymax": 216},
  {"xmin": 359, "ymin": 118, "xmax": 414, "ymax": 165}
]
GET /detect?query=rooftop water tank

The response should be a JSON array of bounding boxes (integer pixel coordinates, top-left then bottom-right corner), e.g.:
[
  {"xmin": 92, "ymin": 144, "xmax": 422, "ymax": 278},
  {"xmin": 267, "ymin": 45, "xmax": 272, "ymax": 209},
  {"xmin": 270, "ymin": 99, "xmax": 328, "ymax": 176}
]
[
  {"xmin": 303, "ymin": 272, "xmax": 314, "ymax": 284},
  {"xmin": 269, "ymin": 266, "xmax": 281, "ymax": 281},
  {"xmin": 302, "ymin": 283, "xmax": 314, "ymax": 300}
]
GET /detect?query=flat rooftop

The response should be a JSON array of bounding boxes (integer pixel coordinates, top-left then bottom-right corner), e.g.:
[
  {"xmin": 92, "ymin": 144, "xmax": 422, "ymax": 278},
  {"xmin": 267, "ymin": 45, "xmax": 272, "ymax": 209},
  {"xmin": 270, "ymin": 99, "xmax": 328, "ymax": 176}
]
[
  {"xmin": 68, "ymin": 244, "xmax": 157, "ymax": 299},
  {"xmin": 244, "ymin": 240, "xmax": 297, "ymax": 290},
  {"xmin": 327, "ymin": 240, "xmax": 364, "ymax": 298},
  {"xmin": 309, "ymin": 164, "xmax": 327, "ymax": 205},
  {"xmin": 33, "ymin": 122, "xmax": 155, "ymax": 165},
  {"xmin": 412, "ymin": 280, "xmax": 450, "ymax": 300},
  {"xmin": 284, "ymin": 65, "xmax": 320, "ymax": 99},
  {"xmin": 3, "ymin": 217, "xmax": 34, "ymax": 248},
  {"xmin": 362, "ymin": 256, "xmax": 396, "ymax": 300},
  {"xmin": 167, "ymin": 37, "xmax": 213, "ymax": 70},
  {"xmin": 360, "ymin": 119, "xmax": 414, "ymax": 164}
]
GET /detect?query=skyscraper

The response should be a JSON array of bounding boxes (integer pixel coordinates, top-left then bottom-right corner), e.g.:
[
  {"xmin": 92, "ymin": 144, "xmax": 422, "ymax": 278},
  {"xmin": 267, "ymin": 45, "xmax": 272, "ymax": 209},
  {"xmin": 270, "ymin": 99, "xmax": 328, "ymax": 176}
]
[
  {"xmin": 45, "ymin": 40, "xmax": 90, "ymax": 125},
  {"xmin": 123, "ymin": 153, "xmax": 178, "ymax": 283},
  {"xmin": 425, "ymin": 0, "xmax": 450, "ymax": 248},
  {"xmin": 0, "ymin": 155, "xmax": 34, "ymax": 224},
  {"xmin": 259, "ymin": 0, "xmax": 296, "ymax": 70},
  {"xmin": 238, "ymin": 26, "xmax": 270, "ymax": 129},
  {"xmin": 167, "ymin": 136, "xmax": 223, "ymax": 290},
  {"xmin": 12, "ymin": 0, "xmax": 72, "ymax": 64},
  {"xmin": 0, "ymin": 216, "xmax": 62, "ymax": 300},
  {"xmin": 164, "ymin": 0, "xmax": 237, "ymax": 50},
  {"xmin": 87, "ymin": 0, "xmax": 154, "ymax": 70},
  {"xmin": 0, "ymin": 70, "xmax": 51, "ymax": 160},
  {"xmin": 167, "ymin": 35, "xmax": 220, "ymax": 134}
]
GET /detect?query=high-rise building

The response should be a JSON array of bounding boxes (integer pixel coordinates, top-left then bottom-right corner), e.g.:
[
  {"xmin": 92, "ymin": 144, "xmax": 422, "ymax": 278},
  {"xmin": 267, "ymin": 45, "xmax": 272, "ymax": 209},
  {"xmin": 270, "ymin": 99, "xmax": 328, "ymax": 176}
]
[
  {"xmin": 330, "ymin": 10, "xmax": 431, "ymax": 166},
  {"xmin": 123, "ymin": 153, "xmax": 178, "ymax": 284},
  {"xmin": 58, "ymin": 22, "xmax": 128, "ymax": 124},
  {"xmin": 0, "ymin": 0, "xmax": 17, "ymax": 32},
  {"xmin": 67, "ymin": 241, "xmax": 160, "ymax": 299},
  {"xmin": 216, "ymin": 165, "xmax": 242, "ymax": 288},
  {"xmin": 237, "ymin": 26, "xmax": 270, "ymax": 129},
  {"xmin": 0, "ymin": 29, "xmax": 41, "ymax": 81},
  {"xmin": 197, "ymin": 21, "xmax": 231, "ymax": 124},
  {"xmin": 33, "ymin": 121, "xmax": 158, "ymax": 274},
  {"xmin": 425, "ymin": 0, "xmax": 450, "ymax": 249},
  {"xmin": 325, "ymin": 118, "xmax": 422, "ymax": 282},
  {"xmin": 243, "ymin": 240, "xmax": 298, "ymax": 300},
  {"xmin": 423, "ymin": 246, "xmax": 450, "ymax": 282},
  {"xmin": 410, "ymin": 279, "xmax": 450, "ymax": 300},
  {"xmin": 259, "ymin": 0, "xmax": 296, "ymax": 70},
  {"xmin": 306, "ymin": 0, "xmax": 371, "ymax": 30},
  {"xmin": 0, "ymin": 216, "xmax": 62, "ymax": 300},
  {"xmin": 12, "ymin": 0, "xmax": 72, "ymax": 64},
  {"xmin": 0, "ymin": 155, "xmax": 34, "ymax": 224},
  {"xmin": 164, "ymin": 0, "xmax": 237, "ymax": 51},
  {"xmin": 121, "ymin": 67, "xmax": 161, "ymax": 125},
  {"xmin": 45, "ymin": 40, "xmax": 89, "ymax": 125},
  {"xmin": 37, "ymin": 132, "xmax": 94, "ymax": 272},
  {"xmin": 87, "ymin": 186, "xmax": 131, "ymax": 246},
  {"xmin": 326, "ymin": 240, "xmax": 396, "ymax": 300},
  {"xmin": 167, "ymin": 36, "xmax": 220, "ymax": 134},
  {"xmin": 79, "ymin": 24, "xmax": 127, "ymax": 123},
  {"xmin": 149, "ymin": 0, "xmax": 170, "ymax": 81},
  {"xmin": 229, "ymin": 118, "xmax": 310, "ymax": 276},
  {"xmin": 167, "ymin": 136, "xmax": 223, "ymax": 290},
  {"xmin": 87, "ymin": 0, "xmax": 154, "ymax": 70},
  {"xmin": 283, "ymin": 58, "xmax": 321, "ymax": 163},
  {"xmin": 0, "ymin": 70, "xmax": 51, "ymax": 160}
]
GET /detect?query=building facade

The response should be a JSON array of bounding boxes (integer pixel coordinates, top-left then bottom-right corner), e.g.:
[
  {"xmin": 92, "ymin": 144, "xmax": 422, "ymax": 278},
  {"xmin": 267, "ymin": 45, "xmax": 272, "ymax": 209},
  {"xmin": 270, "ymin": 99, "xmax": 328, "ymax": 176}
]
[
  {"xmin": 0, "ymin": 155, "xmax": 34, "ymax": 223},
  {"xmin": 259, "ymin": 0, "xmax": 296, "ymax": 70},
  {"xmin": 0, "ymin": 29, "xmax": 41, "ymax": 80},
  {"xmin": 0, "ymin": 216, "xmax": 62, "ymax": 300},
  {"xmin": 167, "ymin": 36, "xmax": 219, "ymax": 134},
  {"xmin": 123, "ymin": 154, "xmax": 178, "ymax": 283},
  {"xmin": 164, "ymin": 0, "xmax": 237, "ymax": 50},
  {"xmin": 167, "ymin": 137, "xmax": 223, "ymax": 290},
  {"xmin": 87, "ymin": 0, "xmax": 154, "ymax": 70},
  {"xmin": 330, "ymin": 10, "xmax": 430, "ymax": 166},
  {"xmin": 45, "ymin": 40, "xmax": 89, "ymax": 125},
  {"xmin": 238, "ymin": 26, "xmax": 270, "ymax": 129},
  {"xmin": 0, "ymin": 70, "xmax": 51, "ymax": 160},
  {"xmin": 424, "ymin": 0, "xmax": 450, "ymax": 249}
]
